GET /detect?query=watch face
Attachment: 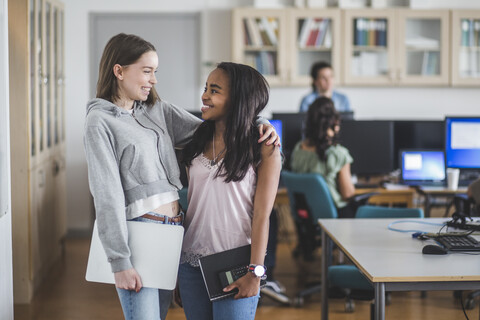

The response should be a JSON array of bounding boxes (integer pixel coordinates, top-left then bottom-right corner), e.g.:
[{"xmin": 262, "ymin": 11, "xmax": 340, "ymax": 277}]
[{"xmin": 254, "ymin": 265, "xmax": 265, "ymax": 277}]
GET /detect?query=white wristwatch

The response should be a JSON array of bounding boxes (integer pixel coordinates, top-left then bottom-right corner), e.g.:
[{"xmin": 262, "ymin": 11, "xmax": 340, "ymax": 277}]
[{"xmin": 248, "ymin": 264, "xmax": 267, "ymax": 279}]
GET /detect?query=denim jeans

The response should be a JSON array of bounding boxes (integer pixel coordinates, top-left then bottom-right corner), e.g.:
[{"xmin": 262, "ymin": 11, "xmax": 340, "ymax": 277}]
[
  {"xmin": 116, "ymin": 287, "xmax": 172, "ymax": 320},
  {"xmin": 115, "ymin": 211, "xmax": 183, "ymax": 319},
  {"xmin": 178, "ymin": 263, "xmax": 260, "ymax": 320}
]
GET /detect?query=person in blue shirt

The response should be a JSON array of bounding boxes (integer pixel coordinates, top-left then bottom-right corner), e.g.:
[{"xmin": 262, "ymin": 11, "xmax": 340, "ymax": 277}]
[{"xmin": 299, "ymin": 61, "xmax": 351, "ymax": 113}]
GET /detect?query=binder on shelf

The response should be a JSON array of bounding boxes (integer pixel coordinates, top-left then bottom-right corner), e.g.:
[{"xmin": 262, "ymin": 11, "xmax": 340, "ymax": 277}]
[
  {"xmin": 307, "ymin": 20, "xmax": 320, "ymax": 47},
  {"xmin": 243, "ymin": 19, "xmax": 252, "ymax": 45},
  {"xmin": 261, "ymin": 17, "xmax": 277, "ymax": 46},
  {"xmin": 258, "ymin": 21, "xmax": 271, "ymax": 46},
  {"xmin": 469, "ymin": 19, "xmax": 475, "ymax": 48},
  {"xmin": 245, "ymin": 18, "xmax": 262, "ymax": 46},
  {"xmin": 461, "ymin": 19, "xmax": 470, "ymax": 47},
  {"xmin": 323, "ymin": 21, "xmax": 332, "ymax": 48},
  {"xmin": 298, "ymin": 18, "xmax": 314, "ymax": 47}
]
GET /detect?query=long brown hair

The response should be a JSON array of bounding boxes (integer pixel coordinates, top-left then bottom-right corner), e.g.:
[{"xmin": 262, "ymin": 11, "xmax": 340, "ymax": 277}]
[{"xmin": 96, "ymin": 33, "xmax": 160, "ymax": 106}]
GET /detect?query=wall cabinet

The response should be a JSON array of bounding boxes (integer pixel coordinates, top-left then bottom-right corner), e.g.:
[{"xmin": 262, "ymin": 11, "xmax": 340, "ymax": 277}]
[
  {"xmin": 232, "ymin": 7, "xmax": 469, "ymax": 87},
  {"xmin": 343, "ymin": 9, "xmax": 450, "ymax": 86},
  {"xmin": 451, "ymin": 10, "xmax": 480, "ymax": 86},
  {"xmin": 232, "ymin": 8, "xmax": 342, "ymax": 86},
  {"xmin": 9, "ymin": 0, "xmax": 65, "ymax": 303}
]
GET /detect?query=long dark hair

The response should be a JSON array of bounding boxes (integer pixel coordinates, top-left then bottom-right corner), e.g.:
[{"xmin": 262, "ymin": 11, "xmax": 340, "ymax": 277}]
[
  {"xmin": 96, "ymin": 33, "xmax": 160, "ymax": 106},
  {"xmin": 182, "ymin": 62, "xmax": 270, "ymax": 182},
  {"xmin": 304, "ymin": 97, "xmax": 339, "ymax": 161}
]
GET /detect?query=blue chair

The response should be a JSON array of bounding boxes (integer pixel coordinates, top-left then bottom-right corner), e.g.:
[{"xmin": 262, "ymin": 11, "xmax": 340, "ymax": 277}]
[
  {"xmin": 280, "ymin": 171, "xmax": 337, "ymax": 306},
  {"xmin": 281, "ymin": 171, "xmax": 337, "ymax": 261},
  {"xmin": 328, "ymin": 205, "xmax": 424, "ymax": 315}
]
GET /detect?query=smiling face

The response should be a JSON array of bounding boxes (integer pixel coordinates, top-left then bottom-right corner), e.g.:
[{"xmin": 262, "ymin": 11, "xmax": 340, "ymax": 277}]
[
  {"xmin": 114, "ymin": 50, "xmax": 158, "ymax": 109},
  {"xmin": 201, "ymin": 68, "xmax": 230, "ymax": 122}
]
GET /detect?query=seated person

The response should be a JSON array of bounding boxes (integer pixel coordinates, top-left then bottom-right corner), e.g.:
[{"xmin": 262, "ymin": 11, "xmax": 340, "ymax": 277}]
[
  {"xmin": 299, "ymin": 61, "xmax": 351, "ymax": 113},
  {"xmin": 468, "ymin": 178, "xmax": 480, "ymax": 204},
  {"xmin": 291, "ymin": 97, "xmax": 356, "ymax": 218}
]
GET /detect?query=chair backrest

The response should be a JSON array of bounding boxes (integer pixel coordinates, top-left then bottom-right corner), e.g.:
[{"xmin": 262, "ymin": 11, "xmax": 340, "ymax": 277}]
[
  {"xmin": 355, "ymin": 205, "xmax": 424, "ymax": 219},
  {"xmin": 281, "ymin": 171, "xmax": 337, "ymax": 221}
]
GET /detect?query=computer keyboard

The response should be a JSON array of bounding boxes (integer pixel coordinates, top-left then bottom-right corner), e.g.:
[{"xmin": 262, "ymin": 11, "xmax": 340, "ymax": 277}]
[{"xmin": 435, "ymin": 235, "xmax": 480, "ymax": 252}]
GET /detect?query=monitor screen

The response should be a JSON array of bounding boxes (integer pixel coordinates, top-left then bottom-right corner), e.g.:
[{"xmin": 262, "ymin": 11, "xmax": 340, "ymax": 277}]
[
  {"xmin": 271, "ymin": 113, "xmax": 305, "ymax": 169},
  {"xmin": 445, "ymin": 117, "xmax": 480, "ymax": 169},
  {"xmin": 339, "ymin": 120, "xmax": 395, "ymax": 176},
  {"xmin": 269, "ymin": 119, "xmax": 283, "ymax": 153},
  {"xmin": 393, "ymin": 120, "xmax": 444, "ymax": 169},
  {"xmin": 400, "ymin": 150, "xmax": 445, "ymax": 182}
]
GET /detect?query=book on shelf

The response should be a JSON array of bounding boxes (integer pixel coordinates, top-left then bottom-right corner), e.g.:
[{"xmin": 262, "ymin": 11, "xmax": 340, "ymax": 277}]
[
  {"xmin": 306, "ymin": 20, "xmax": 320, "ymax": 46},
  {"xmin": 257, "ymin": 20, "xmax": 272, "ymax": 46},
  {"xmin": 245, "ymin": 18, "xmax": 262, "ymax": 46},
  {"xmin": 421, "ymin": 51, "xmax": 439, "ymax": 76},
  {"xmin": 460, "ymin": 19, "xmax": 480, "ymax": 47},
  {"xmin": 354, "ymin": 18, "xmax": 387, "ymax": 47},
  {"xmin": 261, "ymin": 17, "xmax": 278, "ymax": 46},
  {"xmin": 254, "ymin": 51, "xmax": 276, "ymax": 76},
  {"xmin": 298, "ymin": 18, "xmax": 314, "ymax": 47},
  {"xmin": 322, "ymin": 20, "xmax": 332, "ymax": 48},
  {"xmin": 299, "ymin": 18, "xmax": 332, "ymax": 48},
  {"xmin": 243, "ymin": 19, "xmax": 252, "ymax": 45}
]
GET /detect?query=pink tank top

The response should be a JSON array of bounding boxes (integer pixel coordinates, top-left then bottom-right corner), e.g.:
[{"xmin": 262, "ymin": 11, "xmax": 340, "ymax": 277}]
[{"xmin": 180, "ymin": 153, "xmax": 257, "ymax": 267}]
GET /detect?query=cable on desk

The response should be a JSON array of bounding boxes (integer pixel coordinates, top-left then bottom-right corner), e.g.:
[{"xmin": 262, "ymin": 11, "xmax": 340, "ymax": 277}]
[{"xmin": 387, "ymin": 220, "xmax": 446, "ymax": 234}]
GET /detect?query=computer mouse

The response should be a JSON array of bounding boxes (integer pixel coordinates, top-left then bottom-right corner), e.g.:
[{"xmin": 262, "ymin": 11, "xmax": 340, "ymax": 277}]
[{"xmin": 422, "ymin": 244, "xmax": 448, "ymax": 255}]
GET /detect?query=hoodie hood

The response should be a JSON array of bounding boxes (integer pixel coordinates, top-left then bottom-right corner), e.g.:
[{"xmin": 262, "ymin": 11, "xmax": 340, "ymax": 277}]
[{"xmin": 86, "ymin": 98, "xmax": 142, "ymax": 118}]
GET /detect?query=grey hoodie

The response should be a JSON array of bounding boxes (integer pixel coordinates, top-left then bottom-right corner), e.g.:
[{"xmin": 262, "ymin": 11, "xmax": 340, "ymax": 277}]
[
  {"xmin": 84, "ymin": 98, "xmax": 200, "ymax": 272},
  {"xmin": 84, "ymin": 98, "xmax": 271, "ymax": 273}
]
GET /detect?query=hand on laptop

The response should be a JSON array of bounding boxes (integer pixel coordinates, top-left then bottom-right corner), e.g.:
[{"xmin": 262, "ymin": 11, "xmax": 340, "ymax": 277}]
[
  {"xmin": 223, "ymin": 272, "xmax": 260, "ymax": 299},
  {"xmin": 114, "ymin": 268, "xmax": 143, "ymax": 292}
]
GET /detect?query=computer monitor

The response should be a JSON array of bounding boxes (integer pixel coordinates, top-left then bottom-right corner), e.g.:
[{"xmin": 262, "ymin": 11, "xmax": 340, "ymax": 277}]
[
  {"xmin": 339, "ymin": 120, "xmax": 395, "ymax": 176},
  {"xmin": 271, "ymin": 113, "xmax": 306, "ymax": 169},
  {"xmin": 269, "ymin": 119, "xmax": 283, "ymax": 153},
  {"xmin": 445, "ymin": 117, "xmax": 480, "ymax": 169},
  {"xmin": 400, "ymin": 149, "xmax": 446, "ymax": 186},
  {"xmin": 393, "ymin": 120, "xmax": 445, "ymax": 169}
]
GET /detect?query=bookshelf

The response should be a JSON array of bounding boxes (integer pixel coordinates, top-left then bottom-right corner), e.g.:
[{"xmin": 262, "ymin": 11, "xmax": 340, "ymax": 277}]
[
  {"xmin": 232, "ymin": 8, "xmax": 341, "ymax": 86},
  {"xmin": 343, "ymin": 9, "xmax": 396, "ymax": 85},
  {"xmin": 343, "ymin": 9, "xmax": 449, "ymax": 86},
  {"xmin": 288, "ymin": 9, "xmax": 341, "ymax": 85},
  {"xmin": 232, "ymin": 8, "xmax": 287, "ymax": 86},
  {"xmin": 451, "ymin": 11, "xmax": 480, "ymax": 86},
  {"xmin": 396, "ymin": 9, "xmax": 449, "ymax": 85},
  {"xmin": 9, "ymin": 0, "xmax": 66, "ymax": 303},
  {"xmin": 233, "ymin": 7, "xmax": 478, "ymax": 87}
]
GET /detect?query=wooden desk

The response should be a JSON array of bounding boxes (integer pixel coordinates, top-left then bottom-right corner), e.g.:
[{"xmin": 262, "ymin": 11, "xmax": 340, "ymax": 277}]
[
  {"xmin": 319, "ymin": 218, "xmax": 480, "ymax": 320},
  {"xmin": 416, "ymin": 187, "xmax": 468, "ymax": 218},
  {"xmin": 356, "ymin": 187, "xmax": 416, "ymax": 208},
  {"xmin": 277, "ymin": 187, "xmax": 416, "ymax": 208}
]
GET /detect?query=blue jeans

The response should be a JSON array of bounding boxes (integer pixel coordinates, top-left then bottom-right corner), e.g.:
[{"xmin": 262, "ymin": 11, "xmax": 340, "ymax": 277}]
[
  {"xmin": 115, "ymin": 211, "xmax": 184, "ymax": 319},
  {"xmin": 178, "ymin": 263, "xmax": 260, "ymax": 320},
  {"xmin": 116, "ymin": 287, "xmax": 172, "ymax": 320}
]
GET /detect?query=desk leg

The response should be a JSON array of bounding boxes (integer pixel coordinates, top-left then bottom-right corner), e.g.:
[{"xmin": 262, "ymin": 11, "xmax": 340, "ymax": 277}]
[
  {"xmin": 424, "ymin": 194, "xmax": 431, "ymax": 218},
  {"xmin": 321, "ymin": 230, "xmax": 329, "ymax": 320},
  {"xmin": 374, "ymin": 282, "xmax": 385, "ymax": 320}
]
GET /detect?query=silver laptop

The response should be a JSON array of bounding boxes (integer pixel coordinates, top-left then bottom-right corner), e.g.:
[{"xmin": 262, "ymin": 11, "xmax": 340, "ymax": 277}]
[{"xmin": 86, "ymin": 220, "xmax": 184, "ymax": 290}]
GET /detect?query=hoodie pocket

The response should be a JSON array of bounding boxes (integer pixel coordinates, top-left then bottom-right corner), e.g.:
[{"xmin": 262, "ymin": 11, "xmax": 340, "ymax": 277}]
[
  {"xmin": 119, "ymin": 145, "xmax": 140, "ymax": 190},
  {"xmin": 129, "ymin": 143, "xmax": 165, "ymax": 185}
]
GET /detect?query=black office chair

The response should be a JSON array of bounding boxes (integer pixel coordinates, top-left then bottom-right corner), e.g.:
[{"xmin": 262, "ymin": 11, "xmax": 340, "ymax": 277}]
[{"xmin": 449, "ymin": 195, "xmax": 480, "ymax": 310}]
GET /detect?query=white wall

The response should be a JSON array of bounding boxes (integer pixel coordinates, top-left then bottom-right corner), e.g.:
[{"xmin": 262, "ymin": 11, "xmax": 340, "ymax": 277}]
[
  {"xmin": 0, "ymin": 0, "xmax": 14, "ymax": 318},
  {"xmin": 64, "ymin": 0, "xmax": 480, "ymax": 232}
]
